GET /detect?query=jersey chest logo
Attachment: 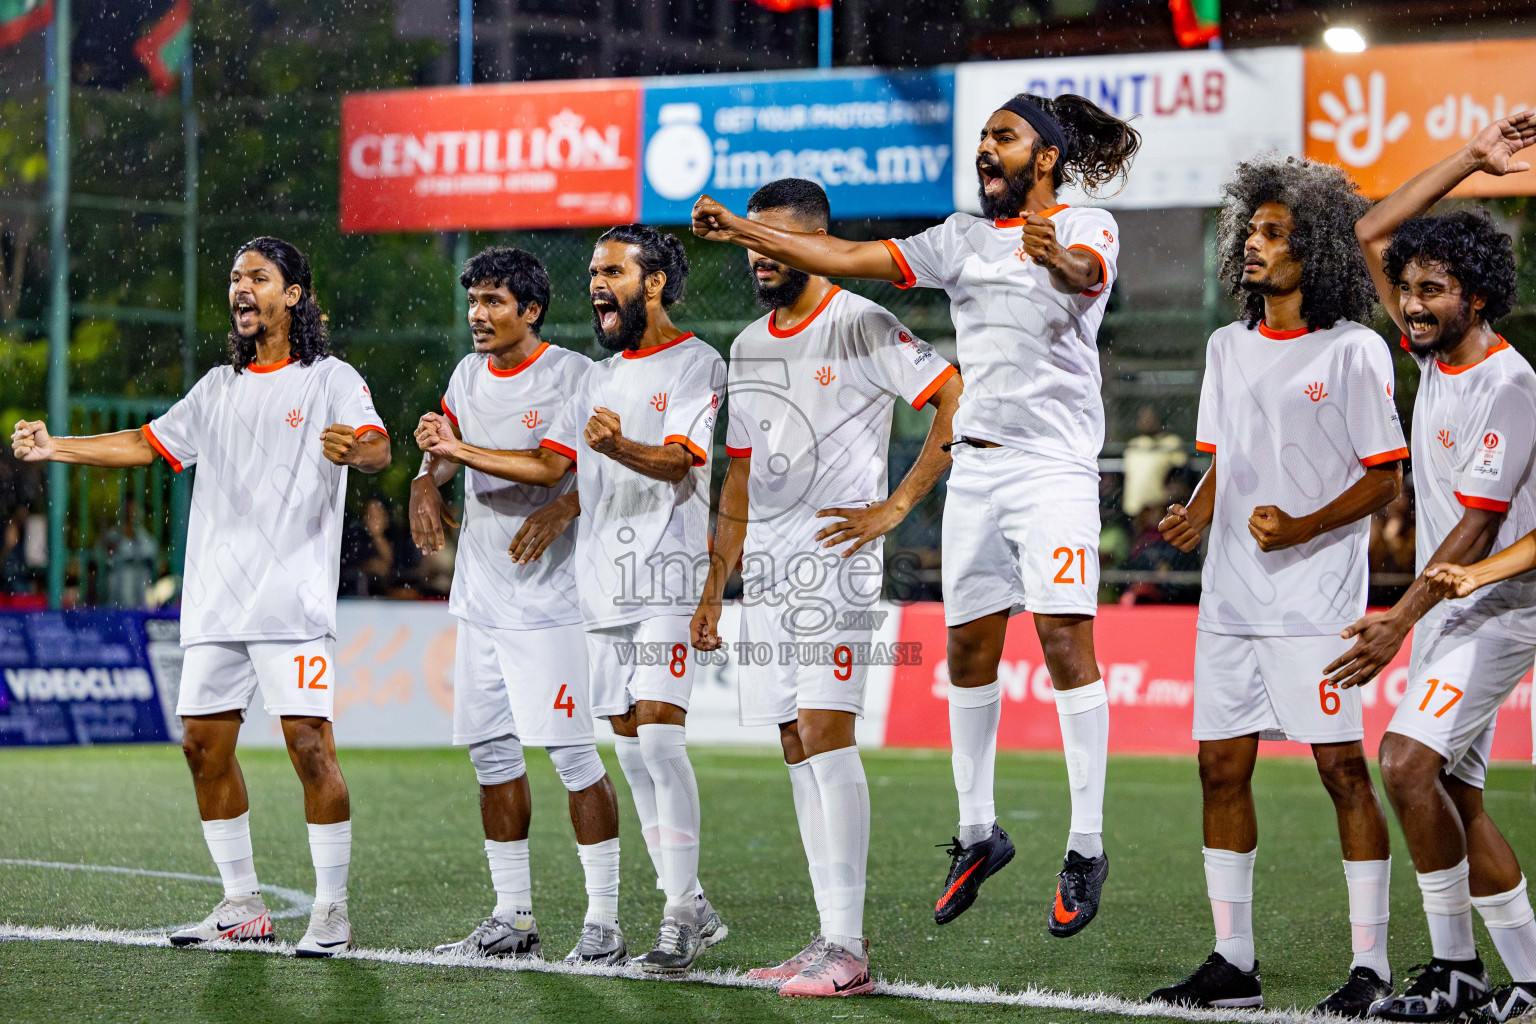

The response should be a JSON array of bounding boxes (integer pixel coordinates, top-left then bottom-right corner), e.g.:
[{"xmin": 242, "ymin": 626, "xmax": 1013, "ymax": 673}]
[
  {"xmin": 285, "ymin": 409, "xmax": 304, "ymax": 428},
  {"xmin": 522, "ymin": 410, "xmax": 542, "ymax": 429},
  {"xmin": 650, "ymin": 392, "xmax": 668, "ymax": 412},
  {"xmin": 815, "ymin": 365, "xmax": 837, "ymax": 386},
  {"xmin": 1439, "ymin": 429, "xmax": 1455, "ymax": 449},
  {"xmin": 1304, "ymin": 381, "xmax": 1328, "ymax": 402}
]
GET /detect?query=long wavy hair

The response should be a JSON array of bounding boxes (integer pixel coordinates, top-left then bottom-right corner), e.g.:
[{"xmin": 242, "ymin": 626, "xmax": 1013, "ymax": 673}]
[
  {"xmin": 228, "ymin": 236, "xmax": 330, "ymax": 372},
  {"xmin": 1217, "ymin": 156, "xmax": 1376, "ymax": 330},
  {"xmin": 1017, "ymin": 93, "xmax": 1142, "ymax": 198}
]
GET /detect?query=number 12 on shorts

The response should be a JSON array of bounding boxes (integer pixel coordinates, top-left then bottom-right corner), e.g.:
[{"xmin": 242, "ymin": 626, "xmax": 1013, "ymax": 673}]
[{"xmin": 294, "ymin": 655, "xmax": 328, "ymax": 689}]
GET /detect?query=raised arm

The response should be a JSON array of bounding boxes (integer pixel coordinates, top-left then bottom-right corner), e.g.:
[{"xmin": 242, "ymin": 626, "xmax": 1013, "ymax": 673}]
[
  {"xmin": 1356, "ymin": 111, "xmax": 1536, "ymax": 335},
  {"xmin": 1248, "ymin": 463, "xmax": 1402, "ymax": 552},
  {"xmin": 693, "ymin": 195, "xmax": 904, "ymax": 282},
  {"xmin": 692, "ymin": 452, "xmax": 750, "ymax": 651},
  {"xmin": 415, "ymin": 411, "xmax": 570, "ymax": 487},
  {"xmin": 11, "ymin": 420, "xmax": 156, "ymax": 468},
  {"xmin": 1326, "ymin": 505, "xmax": 1504, "ymax": 689},
  {"xmin": 814, "ymin": 372, "xmax": 962, "ymax": 557}
]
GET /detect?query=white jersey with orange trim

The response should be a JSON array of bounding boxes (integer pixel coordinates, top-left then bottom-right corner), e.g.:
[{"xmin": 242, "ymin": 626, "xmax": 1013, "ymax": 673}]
[
  {"xmin": 440, "ymin": 342, "xmax": 592, "ymax": 631},
  {"xmin": 141, "ymin": 355, "xmax": 387, "ymax": 645},
  {"xmin": 541, "ymin": 332, "xmax": 724, "ymax": 629},
  {"xmin": 1194, "ymin": 319, "xmax": 1407, "ymax": 637},
  {"xmin": 884, "ymin": 204, "xmax": 1117, "ymax": 469},
  {"xmin": 1405, "ymin": 337, "xmax": 1536, "ymax": 642},
  {"xmin": 725, "ymin": 286, "xmax": 956, "ymax": 590}
]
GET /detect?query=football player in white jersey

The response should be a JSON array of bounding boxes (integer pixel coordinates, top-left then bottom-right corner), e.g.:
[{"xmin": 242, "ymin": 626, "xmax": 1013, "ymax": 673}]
[
  {"xmin": 415, "ymin": 225, "xmax": 727, "ymax": 976},
  {"xmin": 12, "ymin": 237, "xmax": 390, "ymax": 956},
  {"xmin": 1332, "ymin": 113, "xmax": 1536, "ymax": 1022},
  {"xmin": 408, "ymin": 246, "xmax": 628, "ymax": 965},
  {"xmin": 693, "ymin": 92, "xmax": 1139, "ymax": 936},
  {"xmin": 689, "ymin": 178, "xmax": 962, "ymax": 997},
  {"xmin": 1148, "ymin": 157, "xmax": 1405, "ymax": 1015}
]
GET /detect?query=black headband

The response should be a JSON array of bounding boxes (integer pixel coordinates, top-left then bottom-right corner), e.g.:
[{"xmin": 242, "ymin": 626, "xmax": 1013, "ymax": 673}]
[{"xmin": 998, "ymin": 97, "xmax": 1067, "ymax": 157}]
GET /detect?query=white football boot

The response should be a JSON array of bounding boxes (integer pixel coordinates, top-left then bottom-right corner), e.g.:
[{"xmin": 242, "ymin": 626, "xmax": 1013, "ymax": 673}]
[
  {"xmin": 168, "ymin": 894, "xmax": 274, "ymax": 946},
  {"xmin": 294, "ymin": 900, "xmax": 352, "ymax": 958},
  {"xmin": 434, "ymin": 915, "xmax": 541, "ymax": 959}
]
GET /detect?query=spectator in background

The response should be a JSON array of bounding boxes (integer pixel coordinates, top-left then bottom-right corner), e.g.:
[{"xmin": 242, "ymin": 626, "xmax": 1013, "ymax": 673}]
[
  {"xmin": 1121, "ymin": 404, "xmax": 1187, "ymax": 517},
  {"xmin": 97, "ymin": 496, "xmax": 161, "ymax": 608},
  {"xmin": 340, "ymin": 496, "xmax": 421, "ymax": 598},
  {"xmin": 1369, "ymin": 478, "xmax": 1416, "ymax": 607},
  {"xmin": 1, "ymin": 506, "xmax": 37, "ymax": 598}
]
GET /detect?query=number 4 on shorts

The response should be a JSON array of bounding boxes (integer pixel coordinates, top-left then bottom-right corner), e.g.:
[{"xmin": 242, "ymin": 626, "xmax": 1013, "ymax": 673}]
[{"xmin": 553, "ymin": 684, "xmax": 575, "ymax": 718}]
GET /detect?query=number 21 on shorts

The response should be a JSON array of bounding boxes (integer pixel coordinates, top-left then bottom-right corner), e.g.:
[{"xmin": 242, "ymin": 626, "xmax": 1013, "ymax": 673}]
[{"xmin": 1054, "ymin": 546, "xmax": 1089, "ymax": 584}]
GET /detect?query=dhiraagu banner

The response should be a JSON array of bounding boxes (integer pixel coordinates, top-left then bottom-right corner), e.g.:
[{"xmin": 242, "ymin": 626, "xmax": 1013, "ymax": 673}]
[{"xmin": 639, "ymin": 68, "xmax": 955, "ymax": 223}]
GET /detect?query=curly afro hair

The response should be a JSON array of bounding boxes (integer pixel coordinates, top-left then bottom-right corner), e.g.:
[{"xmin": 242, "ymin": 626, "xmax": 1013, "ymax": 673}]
[
  {"xmin": 1383, "ymin": 211, "xmax": 1516, "ymax": 325},
  {"xmin": 1217, "ymin": 155, "xmax": 1375, "ymax": 330}
]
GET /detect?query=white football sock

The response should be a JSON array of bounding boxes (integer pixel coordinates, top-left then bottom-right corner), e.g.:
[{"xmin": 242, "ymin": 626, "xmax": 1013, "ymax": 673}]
[
  {"xmin": 1205, "ymin": 846, "xmax": 1257, "ymax": 972},
  {"xmin": 307, "ymin": 820, "xmax": 351, "ymax": 905},
  {"xmin": 949, "ymin": 681, "xmax": 1000, "ymax": 847},
  {"xmin": 787, "ymin": 758, "xmax": 831, "ymax": 931},
  {"xmin": 1344, "ymin": 858, "xmax": 1392, "ymax": 980},
  {"xmin": 810, "ymin": 746, "xmax": 869, "ymax": 955},
  {"xmin": 201, "ymin": 812, "xmax": 259, "ymax": 898},
  {"xmin": 577, "ymin": 838, "xmax": 621, "ymax": 929},
  {"xmin": 485, "ymin": 838, "xmax": 532, "ymax": 924},
  {"xmin": 638, "ymin": 723, "xmax": 701, "ymax": 913},
  {"xmin": 614, "ymin": 734, "xmax": 665, "ymax": 891},
  {"xmin": 1417, "ymin": 859, "xmax": 1476, "ymax": 962},
  {"xmin": 1474, "ymin": 876, "xmax": 1536, "ymax": 982},
  {"xmin": 1055, "ymin": 680, "xmax": 1108, "ymax": 854}
]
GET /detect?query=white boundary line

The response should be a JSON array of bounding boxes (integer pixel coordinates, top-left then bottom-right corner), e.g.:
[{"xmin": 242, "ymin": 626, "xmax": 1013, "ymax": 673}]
[
  {"xmin": 0, "ymin": 860, "xmax": 1340, "ymax": 1023},
  {"xmin": 0, "ymin": 858, "xmax": 313, "ymax": 923}
]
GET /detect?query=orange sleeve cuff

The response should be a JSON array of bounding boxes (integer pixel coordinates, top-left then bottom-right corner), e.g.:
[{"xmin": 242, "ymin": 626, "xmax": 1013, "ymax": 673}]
[
  {"xmin": 1195, "ymin": 440, "xmax": 1217, "ymax": 454},
  {"xmin": 441, "ymin": 398, "xmax": 459, "ymax": 426},
  {"xmin": 355, "ymin": 424, "xmax": 389, "ymax": 439},
  {"xmin": 1361, "ymin": 446, "xmax": 1409, "ymax": 468},
  {"xmin": 539, "ymin": 438, "xmax": 577, "ymax": 466},
  {"xmin": 666, "ymin": 434, "xmax": 708, "ymax": 467},
  {"xmin": 725, "ymin": 445, "xmax": 752, "ymax": 458},
  {"xmin": 140, "ymin": 424, "xmax": 184, "ymax": 473},
  {"xmin": 1069, "ymin": 243, "xmax": 1109, "ymax": 297},
  {"xmin": 1456, "ymin": 491, "xmax": 1510, "ymax": 512},
  {"xmin": 911, "ymin": 364, "xmax": 958, "ymax": 410},
  {"xmin": 881, "ymin": 239, "xmax": 917, "ymax": 290}
]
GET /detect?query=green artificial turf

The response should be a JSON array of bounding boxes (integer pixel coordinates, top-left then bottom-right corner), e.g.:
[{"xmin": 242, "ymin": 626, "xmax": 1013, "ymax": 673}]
[{"xmin": 1, "ymin": 744, "xmax": 1532, "ymax": 1023}]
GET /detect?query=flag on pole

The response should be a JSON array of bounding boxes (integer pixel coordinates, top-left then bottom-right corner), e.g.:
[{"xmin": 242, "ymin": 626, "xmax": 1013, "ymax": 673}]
[
  {"xmin": 133, "ymin": 0, "xmax": 190, "ymax": 95},
  {"xmin": 1169, "ymin": 0, "xmax": 1219, "ymax": 48},
  {"xmin": 737, "ymin": 0, "xmax": 830, "ymax": 11},
  {"xmin": 0, "ymin": 0, "xmax": 51, "ymax": 48}
]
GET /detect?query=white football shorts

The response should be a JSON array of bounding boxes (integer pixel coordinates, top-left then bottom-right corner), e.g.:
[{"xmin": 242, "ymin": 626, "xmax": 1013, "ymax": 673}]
[
  {"xmin": 177, "ymin": 637, "xmax": 336, "ymax": 720},
  {"xmin": 737, "ymin": 549, "xmax": 883, "ymax": 726},
  {"xmin": 941, "ymin": 444, "xmax": 1100, "ymax": 626},
  {"xmin": 586, "ymin": 614, "xmax": 695, "ymax": 717},
  {"xmin": 1386, "ymin": 612, "xmax": 1533, "ymax": 789},
  {"xmin": 1193, "ymin": 630, "xmax": 1361, "ymax": 744},
  {"xmin": 452, "ymin": 619, "xmax": 594, "ymax": 746}
]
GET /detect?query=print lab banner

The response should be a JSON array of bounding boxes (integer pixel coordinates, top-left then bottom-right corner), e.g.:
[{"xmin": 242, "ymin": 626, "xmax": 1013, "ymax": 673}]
[
  {"xmin": 0, "ymin": 610, "xmax": 181, "ymax": 746},
  {"xmin": 639, "ymin": 68, "xmax": 954, "ymax": 224},
  {"xmin": 952, "ymin": 47, "xmax": 1304, "ymax": 210},
  {"xmin": 1305, "ymin": 39, "xmax": 1536, "ymax": 199},
  {"xmin": 884, "ymin": 603, "xmax": 1534, "ymax": 762},
  {"xmin": 339, "ymin": 79, "xmax": 642, "ymax": 232}
]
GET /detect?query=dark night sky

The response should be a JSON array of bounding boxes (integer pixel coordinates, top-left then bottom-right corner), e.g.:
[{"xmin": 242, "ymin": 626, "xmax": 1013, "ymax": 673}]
[{"xmin": 72, "ymin": 0, "xmax": 174, "ymax": 89}]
